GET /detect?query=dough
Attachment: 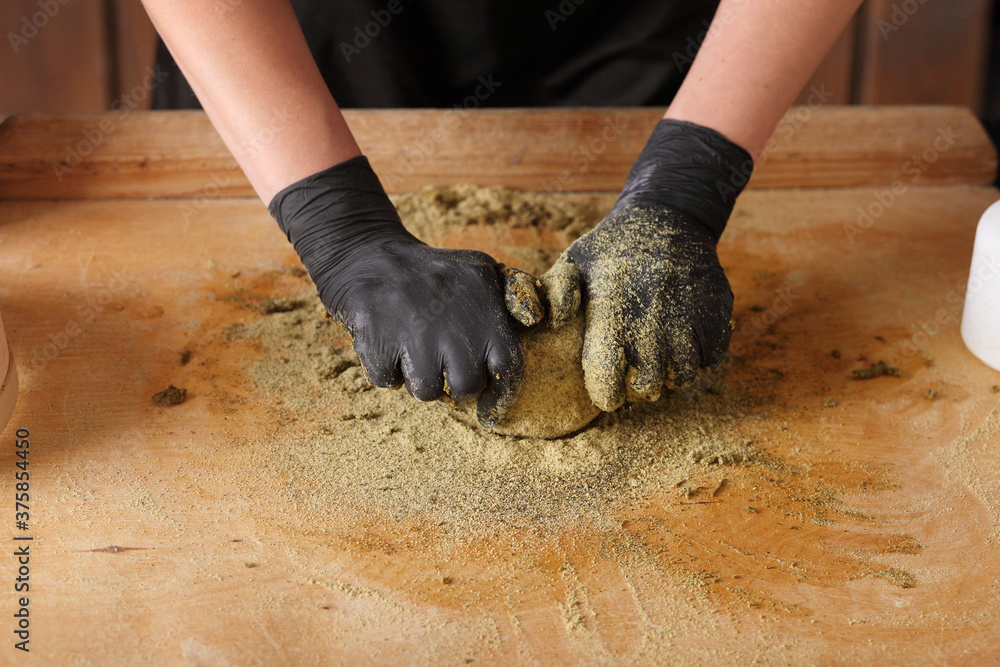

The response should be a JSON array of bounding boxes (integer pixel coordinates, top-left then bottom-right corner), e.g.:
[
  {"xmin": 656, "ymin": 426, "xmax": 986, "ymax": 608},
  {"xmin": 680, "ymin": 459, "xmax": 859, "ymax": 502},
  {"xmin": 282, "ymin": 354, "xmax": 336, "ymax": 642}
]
[{"xmin": 489, "ymin": 313, "xmax": 600, "ymax": 439}]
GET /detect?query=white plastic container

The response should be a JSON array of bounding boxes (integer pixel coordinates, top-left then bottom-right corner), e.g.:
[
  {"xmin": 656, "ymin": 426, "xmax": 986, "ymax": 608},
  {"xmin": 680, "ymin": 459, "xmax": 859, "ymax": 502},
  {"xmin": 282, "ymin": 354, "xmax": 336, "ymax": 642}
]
[
  {"xmin": 0, "ymin": 311, "xmax": 17, "ymax": 432},
  {"xmin": 961, "ymin": 200, "xmax": 1000, "ymax": 371}
]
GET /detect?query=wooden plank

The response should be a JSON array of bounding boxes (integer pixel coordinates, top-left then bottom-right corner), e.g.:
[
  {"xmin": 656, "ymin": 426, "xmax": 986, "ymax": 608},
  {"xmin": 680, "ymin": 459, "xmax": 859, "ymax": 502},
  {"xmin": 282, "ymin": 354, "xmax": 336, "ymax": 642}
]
[
  {"xmin": 0, "ymin": 0, "xmax": 111, "ymax": 115},
  {"xmin": 0, "ymin": 107, "xmax": 994, "ymax": 200},
  {"xmin": 1, "ymin": 184, "xmax": 999, "ymax": 662},
  {"xmin": 856, "ymin": 0, "xmax": 992, "ymax": 112}
]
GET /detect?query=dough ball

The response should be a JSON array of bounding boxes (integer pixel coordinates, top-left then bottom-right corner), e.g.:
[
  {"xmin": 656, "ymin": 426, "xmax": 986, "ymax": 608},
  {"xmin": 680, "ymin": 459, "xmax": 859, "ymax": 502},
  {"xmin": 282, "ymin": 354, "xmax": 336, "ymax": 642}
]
[{"xmin": 491, "ymin": 312, "xmax": 600, "ymax": 439}]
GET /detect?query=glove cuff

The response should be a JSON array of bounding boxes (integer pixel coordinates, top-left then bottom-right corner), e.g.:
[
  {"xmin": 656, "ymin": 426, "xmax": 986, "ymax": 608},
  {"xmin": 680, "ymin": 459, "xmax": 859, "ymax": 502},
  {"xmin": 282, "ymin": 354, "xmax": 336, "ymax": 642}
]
[
  {"xmin": 613, "ymin": 119, "xmax": 754, "ymax": 243},
  {"xmin": 266, "ymin": 156, "xmax": 418, "ymax": 313},
  {"xmin": 268, "ymin": 155, "xmax": 403, "ymax": 238}
]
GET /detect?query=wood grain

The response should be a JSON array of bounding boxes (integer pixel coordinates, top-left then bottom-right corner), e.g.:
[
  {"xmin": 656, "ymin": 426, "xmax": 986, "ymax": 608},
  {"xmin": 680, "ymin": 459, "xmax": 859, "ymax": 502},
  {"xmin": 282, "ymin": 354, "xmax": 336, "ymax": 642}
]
[
  {"xmin": 1, "ymin": 184, "xmax": 999, "ymax": 663},
  {"xmin": 0, "ymin": 107, "xmax": 995, "ymax": 200}
]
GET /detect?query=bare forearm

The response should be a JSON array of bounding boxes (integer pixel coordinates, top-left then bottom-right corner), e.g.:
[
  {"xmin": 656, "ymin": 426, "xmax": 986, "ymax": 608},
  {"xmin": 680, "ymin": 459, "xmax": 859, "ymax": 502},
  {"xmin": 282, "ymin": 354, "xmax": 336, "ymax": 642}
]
[
  {"xmin": 141, "ymin": 0, "xmax": 360, "ymax": 203},
  {"xmin": 666, "ymin": 0, "xmax": 863, "ymax": 157}
]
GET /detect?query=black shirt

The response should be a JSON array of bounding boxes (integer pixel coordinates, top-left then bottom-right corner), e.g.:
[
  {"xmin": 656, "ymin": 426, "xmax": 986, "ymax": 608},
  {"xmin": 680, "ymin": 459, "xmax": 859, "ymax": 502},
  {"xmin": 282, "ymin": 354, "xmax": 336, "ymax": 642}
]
[{"xmin": 153, "ymin": 0, "xmax": 719, "ymax": 109}]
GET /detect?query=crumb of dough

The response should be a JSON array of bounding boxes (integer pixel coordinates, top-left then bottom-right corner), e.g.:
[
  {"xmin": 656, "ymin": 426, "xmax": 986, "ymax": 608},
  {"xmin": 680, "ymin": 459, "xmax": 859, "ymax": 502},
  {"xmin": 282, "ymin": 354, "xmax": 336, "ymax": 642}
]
[
  {"xmin": 152, "ymin": 384, "xmax": 187, "ymax": 406},
  {"xmin": 851, "ymin": 360, "xmax": 901, "ymax": 380},
  {"xmin": 258, "ymin": 297, "xmax": 306, "ymax": 314},
  {"xmin": 862, "ymin": 567, "xmax": 916, "ymax": 589}
]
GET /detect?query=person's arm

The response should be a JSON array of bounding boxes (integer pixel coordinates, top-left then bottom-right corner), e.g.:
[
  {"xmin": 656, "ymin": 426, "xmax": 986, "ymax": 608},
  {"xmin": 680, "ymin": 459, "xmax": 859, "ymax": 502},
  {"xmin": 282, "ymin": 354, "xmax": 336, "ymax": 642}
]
[
  {"xmin": 667, "ymin": 0, "xmax": 864, "ymax": 157},
  {"xmin": 142, "ymin": 0, "xmax": 530, "ymax": 427},
  {"xmin": 140, "ymin": 0, "xmax": 359, "ymax": 202},
  {"xmin": 543, "ymin": 0, "xmax": 864, "ymax": 411}
]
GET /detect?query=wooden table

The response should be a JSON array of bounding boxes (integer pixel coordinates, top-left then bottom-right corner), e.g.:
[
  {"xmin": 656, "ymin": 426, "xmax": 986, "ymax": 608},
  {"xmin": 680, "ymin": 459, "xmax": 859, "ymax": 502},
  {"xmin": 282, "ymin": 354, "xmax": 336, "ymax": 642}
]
[{"xmin": 0, "ymin": 108, "xmax": 998, "ymax": 665}]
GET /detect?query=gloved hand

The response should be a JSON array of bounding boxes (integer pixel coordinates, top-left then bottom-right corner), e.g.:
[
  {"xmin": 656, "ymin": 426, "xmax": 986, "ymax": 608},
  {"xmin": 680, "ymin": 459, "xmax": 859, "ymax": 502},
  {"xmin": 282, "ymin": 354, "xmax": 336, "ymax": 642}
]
[
  {"xmin": 542, "ymin": 119, "xmax": 754, "ymax": 411},
  {"xmin": 268, "ymin": 156, "xmax": 529, "ymax": 427}
]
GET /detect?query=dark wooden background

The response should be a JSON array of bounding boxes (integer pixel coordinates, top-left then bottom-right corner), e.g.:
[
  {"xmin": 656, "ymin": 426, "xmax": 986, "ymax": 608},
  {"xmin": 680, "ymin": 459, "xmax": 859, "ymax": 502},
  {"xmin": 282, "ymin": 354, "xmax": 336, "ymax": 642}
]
[{"xmin": 0, "ymin": 0, "xmax": 997, "ymax": 118}]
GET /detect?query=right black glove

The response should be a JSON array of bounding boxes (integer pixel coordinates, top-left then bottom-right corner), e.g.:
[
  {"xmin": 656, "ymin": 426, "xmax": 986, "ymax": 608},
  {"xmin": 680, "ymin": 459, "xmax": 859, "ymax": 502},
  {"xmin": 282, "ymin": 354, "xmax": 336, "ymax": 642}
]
[
  {"xmin": 542, "ymin": 119, "xmax": 754, "ymax": 411},
  {"xmin": 268, "ymin": 156, "xmax": 525, "ymax": 427}
]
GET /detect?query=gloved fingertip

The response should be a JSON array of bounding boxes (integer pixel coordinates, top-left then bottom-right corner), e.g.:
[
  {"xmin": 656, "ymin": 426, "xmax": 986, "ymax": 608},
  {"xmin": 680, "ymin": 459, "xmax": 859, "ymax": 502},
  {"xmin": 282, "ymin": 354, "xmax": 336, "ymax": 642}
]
[
  {"xmin": 540, "ymin": 259, "xmax": 582, "ymax": 328},
  {"xmin": 626, "ymin": 336, "xmax": 668, "ymax": 403},
  {"xmin": 398, "ymin": 349, "xmax": 447, "ymax": 401},
  {"xmin": 476, "ymin": 403, "xmax": 503, "ymax": 429},
  {"xmin": 692, "ymin": 299, "xmax": 734, "ymax": 368},
  {"xmin": 588, "ymin": 385, "xmax": 626, "ymax": 412},
  {"xmin": 441, "ymin": 365, "xmax": 487, "ymax": 403},
  {"xmin": 476, "ymin": 340, "xmax": 524, "ymax": 428},
  {"xmin": 627, "ymin": 383, "xmax": 662, "ymax": 404},
  {"xmin": 499, "ymin": 265, "xmax": 545, "ymax": 327},
  {"xmin": 582, "ymin": 346, "xmax": 627, "ymax": 412},
  {"xmin": 403, "ymin": 374, "xmax": 446, "ymax": 402},
  {"xmin": 628, "ymin": 368, "xmax": 665, "ymax": 404},
  {"xmin": 355, "ymin": 346, "xmax": 403, "ymax": 389},
  {"xmin": 667, "ymin": 358, "xmax": 699, "ymax": 389},
  {"xmin": 475, "ymin": 373, "xmax": 519, "ymax": 428},
  {"xmin": 364, "ymin": 369, "xmax": 398, "ymax": 389}
]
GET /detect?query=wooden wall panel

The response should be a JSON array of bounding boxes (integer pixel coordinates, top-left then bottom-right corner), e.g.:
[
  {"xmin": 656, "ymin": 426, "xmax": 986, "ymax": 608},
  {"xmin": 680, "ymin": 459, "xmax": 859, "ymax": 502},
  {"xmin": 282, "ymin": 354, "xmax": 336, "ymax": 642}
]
[
  {"xmin": 1, "ymin": 2, "xmax": 996, "ymax": 119},
  {"xmin": 111, "ymin": 0, "xmax": 159, "ymax": 109},
  {"xmin": 0, "ymin": 0, "xmax": 110, "ymax": 116},
  {"xmin": 856, "ymin": 0, "xmax": 992, "ymax": 112}
]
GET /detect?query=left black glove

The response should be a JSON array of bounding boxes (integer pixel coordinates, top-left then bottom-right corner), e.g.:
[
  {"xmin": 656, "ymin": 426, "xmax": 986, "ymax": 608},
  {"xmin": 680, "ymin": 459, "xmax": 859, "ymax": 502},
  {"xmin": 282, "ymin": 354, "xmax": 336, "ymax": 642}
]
[{"xmin": 268, "ymin": 156, "xmax": 525, "ymax": 427}]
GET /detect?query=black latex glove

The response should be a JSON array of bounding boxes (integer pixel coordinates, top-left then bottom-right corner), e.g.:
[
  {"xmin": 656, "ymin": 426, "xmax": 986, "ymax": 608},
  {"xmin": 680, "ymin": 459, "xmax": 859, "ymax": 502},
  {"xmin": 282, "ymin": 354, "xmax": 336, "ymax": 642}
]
[
  {"xmin": 542, "ymin": 119, "xmax": 754, "ymax": 411},
  {"xmin": 268, "ymin": 156, "xmax": 528, "ymax": 427}
]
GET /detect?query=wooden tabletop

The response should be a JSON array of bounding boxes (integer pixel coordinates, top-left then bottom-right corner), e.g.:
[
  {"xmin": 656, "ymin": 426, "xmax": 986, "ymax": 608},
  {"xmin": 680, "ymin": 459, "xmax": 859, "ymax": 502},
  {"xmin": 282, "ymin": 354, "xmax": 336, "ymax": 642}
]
[{"xmin": 0, "ymin": 107, "xmax": 998, "ymax": 665}]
